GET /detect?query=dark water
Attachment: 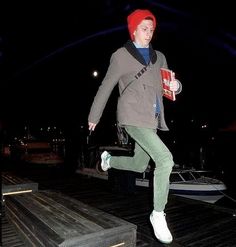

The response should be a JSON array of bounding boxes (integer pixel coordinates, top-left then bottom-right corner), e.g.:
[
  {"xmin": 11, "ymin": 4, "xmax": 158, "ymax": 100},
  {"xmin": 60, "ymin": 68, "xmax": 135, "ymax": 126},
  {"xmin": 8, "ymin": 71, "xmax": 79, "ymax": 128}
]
[
  {"xmin": 211, "ymin": 132, "xmax": 236, "ymax": 211},
  {"xmin": 214, "ymin": 170, "xmax": 236, "ymax": 211},
  {"xmin": 216, "ymin": 191, "xmax": 236, "ymax": 211}
]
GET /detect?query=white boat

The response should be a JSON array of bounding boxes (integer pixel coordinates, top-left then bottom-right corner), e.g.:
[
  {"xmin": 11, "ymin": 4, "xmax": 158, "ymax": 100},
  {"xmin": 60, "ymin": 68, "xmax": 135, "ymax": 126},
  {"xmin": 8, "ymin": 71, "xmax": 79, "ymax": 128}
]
[
  {"xmin": 137, "ymin": 165, "xmax": 228, "ymax": 204},
  {"xmin": 168, "ymin": 167, "xmax": 227, "ymax": 203}
]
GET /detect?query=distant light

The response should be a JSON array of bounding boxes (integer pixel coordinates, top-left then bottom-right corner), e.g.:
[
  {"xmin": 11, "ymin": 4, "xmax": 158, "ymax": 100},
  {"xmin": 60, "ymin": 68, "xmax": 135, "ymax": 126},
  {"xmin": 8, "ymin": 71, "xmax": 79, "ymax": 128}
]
[{"xmin": 92, "ymin": 70, "xmax": 98, "ymax": 77}]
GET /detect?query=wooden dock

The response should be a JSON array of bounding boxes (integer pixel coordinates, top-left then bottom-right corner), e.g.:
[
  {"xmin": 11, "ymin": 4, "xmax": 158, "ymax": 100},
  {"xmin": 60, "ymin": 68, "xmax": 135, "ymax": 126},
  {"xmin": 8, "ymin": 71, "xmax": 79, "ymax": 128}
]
[{"xmin": 1, "ymin": 164, "xmax": 236, "ymax": 247}]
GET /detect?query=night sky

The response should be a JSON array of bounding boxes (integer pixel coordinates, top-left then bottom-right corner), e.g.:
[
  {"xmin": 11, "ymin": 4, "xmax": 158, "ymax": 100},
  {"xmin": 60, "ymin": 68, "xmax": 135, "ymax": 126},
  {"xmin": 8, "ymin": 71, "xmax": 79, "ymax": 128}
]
[{"xmin": 1, "ymin": 0, "xmax": 235, "ymax": 132}]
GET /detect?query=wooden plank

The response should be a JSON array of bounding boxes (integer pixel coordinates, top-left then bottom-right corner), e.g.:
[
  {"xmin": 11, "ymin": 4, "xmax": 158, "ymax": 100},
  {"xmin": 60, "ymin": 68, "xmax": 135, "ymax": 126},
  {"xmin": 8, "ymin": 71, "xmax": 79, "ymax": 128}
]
[
  {"xmin": 2, "ymin": 164, "xmax": 236, "ymax": 247},
  {"xmin": 1, "ymin": 212, "xmax": 26, "ymax": 247},
  {"xmin": 2, "ymin": 172, "xmax": 38, "ymax": 195},
  {"xmin": 5, "ymin": 191, "xmax": 137, "ymax": 247}
]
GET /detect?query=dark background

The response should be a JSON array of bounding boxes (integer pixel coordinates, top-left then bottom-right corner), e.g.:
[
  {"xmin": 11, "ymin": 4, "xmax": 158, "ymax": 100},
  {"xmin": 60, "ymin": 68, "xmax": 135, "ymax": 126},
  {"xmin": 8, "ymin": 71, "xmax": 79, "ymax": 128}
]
[
  {"xmin": 1, "ymin": 1, "xmax": 235, "ymax": 121},
  {"xmin": 1, "ymin": 1, "xmax": 235, "ymax": 168}
]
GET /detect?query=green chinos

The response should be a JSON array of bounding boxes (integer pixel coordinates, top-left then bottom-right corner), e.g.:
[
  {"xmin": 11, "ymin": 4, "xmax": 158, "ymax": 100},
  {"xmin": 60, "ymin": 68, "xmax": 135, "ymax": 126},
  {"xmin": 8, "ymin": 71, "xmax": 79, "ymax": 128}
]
[{"xmin": 109, "ymin": 125, "xmax": 174, "ymax": 211}]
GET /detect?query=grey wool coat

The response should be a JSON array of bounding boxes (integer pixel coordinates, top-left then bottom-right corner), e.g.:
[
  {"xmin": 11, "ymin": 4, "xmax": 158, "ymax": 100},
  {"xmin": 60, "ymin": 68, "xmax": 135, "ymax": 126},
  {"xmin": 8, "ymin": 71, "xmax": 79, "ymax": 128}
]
[{"xmin": 88, "ymin": 40, "xmax": 182, "ymax": 131}]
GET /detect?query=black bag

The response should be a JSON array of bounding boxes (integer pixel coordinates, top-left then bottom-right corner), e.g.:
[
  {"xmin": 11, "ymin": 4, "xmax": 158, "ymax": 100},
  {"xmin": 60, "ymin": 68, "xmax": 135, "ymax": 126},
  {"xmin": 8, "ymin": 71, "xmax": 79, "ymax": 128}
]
[
  {"xmin": 117, "ymin": 125, "xmax": 129, "ymax": 146},
  {"xmin": 116, "ymin": 125, "xmax": 135, "ymax": 156}
]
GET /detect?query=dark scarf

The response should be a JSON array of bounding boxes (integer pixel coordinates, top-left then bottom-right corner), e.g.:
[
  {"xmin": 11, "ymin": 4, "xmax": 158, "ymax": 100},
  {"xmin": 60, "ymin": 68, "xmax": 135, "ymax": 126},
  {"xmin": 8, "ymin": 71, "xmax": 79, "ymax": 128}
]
[{"xmin": 123, "ymin": 40, "xmax": 157, "ymax": 66}]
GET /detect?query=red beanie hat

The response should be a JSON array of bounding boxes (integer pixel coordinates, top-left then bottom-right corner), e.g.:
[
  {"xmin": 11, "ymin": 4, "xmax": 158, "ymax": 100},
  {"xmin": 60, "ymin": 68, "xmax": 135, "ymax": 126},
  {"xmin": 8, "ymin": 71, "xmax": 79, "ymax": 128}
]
[{"xmin": 127, "ymin": 9, "xmax": 157, "ymax": 41}]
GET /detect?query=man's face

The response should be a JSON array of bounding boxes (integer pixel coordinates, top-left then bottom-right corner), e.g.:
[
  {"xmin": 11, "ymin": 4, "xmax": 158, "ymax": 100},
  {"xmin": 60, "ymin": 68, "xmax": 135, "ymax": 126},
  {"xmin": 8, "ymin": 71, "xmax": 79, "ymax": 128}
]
[{"xmin": 133, "ymin": 19, "xmax": 154, "ymax": 47}]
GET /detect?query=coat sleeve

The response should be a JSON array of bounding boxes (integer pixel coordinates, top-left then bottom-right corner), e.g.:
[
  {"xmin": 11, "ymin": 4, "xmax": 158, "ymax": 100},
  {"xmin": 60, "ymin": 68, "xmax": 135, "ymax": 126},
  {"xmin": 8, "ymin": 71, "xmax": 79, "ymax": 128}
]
[{"xmin": 88, "ymin": 52, "xmax": 122, "ymax": 124}]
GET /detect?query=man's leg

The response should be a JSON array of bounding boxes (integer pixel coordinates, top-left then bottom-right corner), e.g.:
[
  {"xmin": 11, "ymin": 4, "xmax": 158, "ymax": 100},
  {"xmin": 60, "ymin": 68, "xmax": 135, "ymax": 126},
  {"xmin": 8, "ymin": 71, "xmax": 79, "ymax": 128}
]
[
  {"xmin": 110, "ymin": 140, "xmax": 150, "ymax": 173},
  {"xmin": 123, "ymin": 126, "xmax": 174, "ymax": 210},
  {"xmin": 122, "ymin": 126, "xmax": 174, "ymax": 244}
]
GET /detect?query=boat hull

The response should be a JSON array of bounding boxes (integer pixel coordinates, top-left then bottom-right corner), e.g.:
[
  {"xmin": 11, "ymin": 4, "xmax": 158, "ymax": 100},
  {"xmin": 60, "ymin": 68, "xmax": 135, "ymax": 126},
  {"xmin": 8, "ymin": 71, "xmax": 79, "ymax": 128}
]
[{"xmin": 169, "ymin": 183, "xmax": 227, "ymax": 203}]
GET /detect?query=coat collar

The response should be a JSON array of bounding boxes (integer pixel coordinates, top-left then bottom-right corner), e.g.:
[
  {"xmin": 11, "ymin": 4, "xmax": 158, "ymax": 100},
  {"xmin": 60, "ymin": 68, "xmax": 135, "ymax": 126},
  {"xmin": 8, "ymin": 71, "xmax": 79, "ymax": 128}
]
[{"xmin": 123, "ymin": 40, "xmax": 157, "ymax": 66}]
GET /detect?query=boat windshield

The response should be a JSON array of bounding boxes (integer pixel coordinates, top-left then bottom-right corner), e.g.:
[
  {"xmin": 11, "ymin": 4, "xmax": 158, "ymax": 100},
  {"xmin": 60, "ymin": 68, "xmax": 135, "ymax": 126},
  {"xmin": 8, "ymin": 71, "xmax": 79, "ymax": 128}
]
[{"xmin": 170, "ymin": 170, "xmax": 216, "ymax": 182}]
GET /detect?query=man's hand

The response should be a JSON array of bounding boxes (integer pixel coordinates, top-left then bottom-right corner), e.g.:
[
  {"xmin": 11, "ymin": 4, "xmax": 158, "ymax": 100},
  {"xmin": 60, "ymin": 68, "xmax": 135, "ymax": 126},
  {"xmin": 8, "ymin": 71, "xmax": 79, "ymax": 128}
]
[
  {"xmin": 88, "ymin": 122, "xmax": 97, "ymax": 131},
  {"xmin": 169, "ymin": 79, "xmax": 180, "ymax": 92}
]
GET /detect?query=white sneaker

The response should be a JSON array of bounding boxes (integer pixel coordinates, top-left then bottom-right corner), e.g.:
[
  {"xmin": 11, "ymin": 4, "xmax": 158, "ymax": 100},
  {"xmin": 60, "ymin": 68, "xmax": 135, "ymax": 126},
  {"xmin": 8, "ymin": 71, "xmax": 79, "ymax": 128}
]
[
  {"xmin": 101, "ymin": 151, "xmax": 111, "ymax": 171},
  {"xmin": 150, "ymin": 210, "xmax": 173, "ymax": 244}
]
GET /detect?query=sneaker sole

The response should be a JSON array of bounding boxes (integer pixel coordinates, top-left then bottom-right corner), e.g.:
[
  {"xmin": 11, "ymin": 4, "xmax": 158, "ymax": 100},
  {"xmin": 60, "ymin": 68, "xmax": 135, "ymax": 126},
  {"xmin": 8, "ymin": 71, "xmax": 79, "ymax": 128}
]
[{"xmin": 95, "ymin": 160, "xmax": 107, "ymax": 174}]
